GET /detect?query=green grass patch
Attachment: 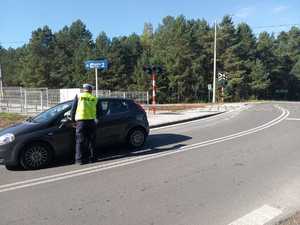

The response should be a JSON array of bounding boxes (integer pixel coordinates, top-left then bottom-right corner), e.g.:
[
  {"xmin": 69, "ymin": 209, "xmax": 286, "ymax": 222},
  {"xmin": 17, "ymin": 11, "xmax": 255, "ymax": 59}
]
[{"xmin": 0, "ymin": 112, "xmax": 27, "ymax": 128}]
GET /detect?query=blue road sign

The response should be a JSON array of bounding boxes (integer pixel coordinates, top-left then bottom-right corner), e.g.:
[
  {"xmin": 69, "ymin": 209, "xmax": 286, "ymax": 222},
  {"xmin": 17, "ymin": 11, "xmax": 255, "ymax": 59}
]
[{"xmin": 84, "ymin": 59, "xmax": 108, "ymax": 70}]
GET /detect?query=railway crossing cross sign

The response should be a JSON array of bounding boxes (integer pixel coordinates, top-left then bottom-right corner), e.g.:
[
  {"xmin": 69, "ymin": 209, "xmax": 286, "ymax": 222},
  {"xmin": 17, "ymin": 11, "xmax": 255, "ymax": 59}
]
[{"xmin": 218, "ymin": 72, "xmax": 227, "ymax": 82}]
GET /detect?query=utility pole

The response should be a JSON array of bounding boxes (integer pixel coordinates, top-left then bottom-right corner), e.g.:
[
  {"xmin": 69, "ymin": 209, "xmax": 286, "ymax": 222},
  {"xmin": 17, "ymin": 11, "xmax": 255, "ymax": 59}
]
[
  {"xmin": 213, "ymin": 20, "xmax": 217, "ymax": 103},
  {"xmin": 0, "ymin": 64, "xmax": 3, "ymax": 100}
]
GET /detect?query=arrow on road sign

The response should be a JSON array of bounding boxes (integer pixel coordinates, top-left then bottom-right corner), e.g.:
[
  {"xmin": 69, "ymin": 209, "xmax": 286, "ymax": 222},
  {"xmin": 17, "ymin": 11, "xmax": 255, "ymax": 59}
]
[{"xmin": 84, "ymin": 59, "xmax": 108, "ymax": 70}]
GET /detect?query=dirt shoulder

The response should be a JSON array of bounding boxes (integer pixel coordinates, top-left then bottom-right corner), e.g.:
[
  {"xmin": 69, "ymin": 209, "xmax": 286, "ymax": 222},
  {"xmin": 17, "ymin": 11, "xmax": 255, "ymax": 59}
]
[
  {"xmin": 277, "ymin": 212, "xmax": 300, "ymax": 225},
  {"xmin": 0, "ymin": 112, "xmax": 26, "ymax": 128}
]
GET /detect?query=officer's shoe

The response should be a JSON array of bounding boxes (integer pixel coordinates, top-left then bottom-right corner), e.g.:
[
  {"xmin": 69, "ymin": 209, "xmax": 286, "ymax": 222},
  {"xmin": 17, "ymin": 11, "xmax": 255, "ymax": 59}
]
[
  {"xmin": 89, "ymin": 157, "xmax": 97, "ymax": 164},
  {"xmin": 75, "ymin": 160, "xmax": 88, "ymax": 165}
]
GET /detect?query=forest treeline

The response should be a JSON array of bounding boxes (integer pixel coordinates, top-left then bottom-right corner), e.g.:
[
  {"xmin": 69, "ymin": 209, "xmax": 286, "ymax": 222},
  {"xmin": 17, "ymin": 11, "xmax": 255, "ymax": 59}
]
[{"xmin": 1, "ymin": 15, "xmax": 300, "ymax": 103}]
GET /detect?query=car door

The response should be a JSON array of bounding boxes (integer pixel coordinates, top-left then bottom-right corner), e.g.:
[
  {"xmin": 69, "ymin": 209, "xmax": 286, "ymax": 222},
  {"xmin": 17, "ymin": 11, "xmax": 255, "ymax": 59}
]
[
  {"xmin": 96, "ymin": 99, "xmax": 130, "ymax": 147},
  {"xmin": 43, "ymin": 110, "xmax": 75, "ymax": 158}
]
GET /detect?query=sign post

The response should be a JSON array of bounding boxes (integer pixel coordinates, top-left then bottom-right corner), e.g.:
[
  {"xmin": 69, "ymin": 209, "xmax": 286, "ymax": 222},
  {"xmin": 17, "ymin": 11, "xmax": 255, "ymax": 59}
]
[
  {"xmin": 84, "ymin": 59, "xmax": 108, "ymax": 97},
  {"xmin": 218, "ymin": 72, "xmax": 227, "ymax": 103},
  {"xmin": 143, "ymin": 65, "xmax": 162, "ymax": 114},
  {"xmin": 95, "ymin": 67, "xmax": 98, "ymax": 97},
  {"xmin": 152, "ymin": 70, "xmax": 157, "ymax": 114}
]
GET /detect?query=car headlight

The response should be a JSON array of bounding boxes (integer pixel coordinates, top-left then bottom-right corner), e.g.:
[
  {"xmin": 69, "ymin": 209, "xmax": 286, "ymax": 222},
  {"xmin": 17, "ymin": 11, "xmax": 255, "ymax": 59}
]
[{"xmin": 0, "ymin": 133, "xmax": 15, "ymax": 146}]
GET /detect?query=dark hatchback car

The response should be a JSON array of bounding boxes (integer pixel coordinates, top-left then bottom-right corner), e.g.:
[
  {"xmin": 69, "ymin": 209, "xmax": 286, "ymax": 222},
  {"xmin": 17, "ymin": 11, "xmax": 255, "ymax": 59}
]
[{"xmin": 0, "ymin": 98, "xmax": 149, "ymax": 170}]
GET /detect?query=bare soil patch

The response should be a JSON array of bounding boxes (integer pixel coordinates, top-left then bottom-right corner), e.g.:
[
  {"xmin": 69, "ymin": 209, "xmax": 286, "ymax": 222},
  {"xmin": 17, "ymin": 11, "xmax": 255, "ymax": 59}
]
[{"xmin": 278, "ymin": 212, "xmax": 300, "ymax": 225}]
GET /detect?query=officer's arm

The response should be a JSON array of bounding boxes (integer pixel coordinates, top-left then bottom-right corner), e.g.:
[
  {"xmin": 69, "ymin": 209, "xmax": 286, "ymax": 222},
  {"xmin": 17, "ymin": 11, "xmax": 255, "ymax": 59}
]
[{"xmin": 70, "ymin": 95, "xmax": 78, "ymax": 122}]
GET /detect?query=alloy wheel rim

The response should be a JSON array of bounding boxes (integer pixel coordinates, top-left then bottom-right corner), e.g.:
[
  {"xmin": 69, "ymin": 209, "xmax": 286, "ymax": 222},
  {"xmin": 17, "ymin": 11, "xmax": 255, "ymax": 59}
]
[
  {"xmin": 131, "ymin": 130, "xmax": 144, "ymax": 147},
  {"xmin": 24, "ymin": 146, "xmax": 48, "ymax": 168}
]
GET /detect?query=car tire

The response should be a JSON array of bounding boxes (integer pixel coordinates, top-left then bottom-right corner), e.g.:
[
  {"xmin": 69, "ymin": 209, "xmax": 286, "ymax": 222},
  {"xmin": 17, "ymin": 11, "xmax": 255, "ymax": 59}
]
[
  {"xmin": 127, "ymin": 128, "xmax": 147, "ymax": 149},
  {"xmin": 20, "ymin": 143, "xmax": 53, "ymax": 170}
]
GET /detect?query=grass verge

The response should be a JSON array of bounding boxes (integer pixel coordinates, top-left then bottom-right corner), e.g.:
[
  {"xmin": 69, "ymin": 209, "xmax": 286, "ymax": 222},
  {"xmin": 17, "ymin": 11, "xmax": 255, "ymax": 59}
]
[{"xmin": 0, "ymin": 112, "xmax": 26, "ymax": 128}]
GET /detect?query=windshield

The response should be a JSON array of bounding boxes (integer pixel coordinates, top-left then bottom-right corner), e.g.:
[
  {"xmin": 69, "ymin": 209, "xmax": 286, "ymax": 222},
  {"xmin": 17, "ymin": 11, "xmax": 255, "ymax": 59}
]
[{"xmin": 31, "ymin": 102, "xmax": 72, "ymax": 123}]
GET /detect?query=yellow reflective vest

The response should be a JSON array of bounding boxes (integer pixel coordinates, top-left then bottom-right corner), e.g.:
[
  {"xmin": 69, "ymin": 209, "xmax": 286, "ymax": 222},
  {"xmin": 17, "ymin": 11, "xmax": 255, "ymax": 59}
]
[{"xmin": 75, "ymin": 92, "xmax": 97, "ymax": 121}]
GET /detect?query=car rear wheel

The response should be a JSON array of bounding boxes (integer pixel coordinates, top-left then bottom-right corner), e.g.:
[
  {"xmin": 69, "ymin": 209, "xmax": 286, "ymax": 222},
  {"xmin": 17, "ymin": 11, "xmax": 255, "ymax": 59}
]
[
  {"xmin": 20, "ymin": 143, "xmax": 53, "ymax": 170},
  {"xmin": 127, "ymin": 128, "xmax": 146, "ymax": 148}
]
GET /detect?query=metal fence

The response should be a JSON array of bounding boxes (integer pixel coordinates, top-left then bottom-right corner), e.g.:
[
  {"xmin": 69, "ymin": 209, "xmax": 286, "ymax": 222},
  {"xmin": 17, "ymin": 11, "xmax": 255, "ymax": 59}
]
[{"xmin": 0, "ymin": 87, "xmax": 149, "ymax": 115}]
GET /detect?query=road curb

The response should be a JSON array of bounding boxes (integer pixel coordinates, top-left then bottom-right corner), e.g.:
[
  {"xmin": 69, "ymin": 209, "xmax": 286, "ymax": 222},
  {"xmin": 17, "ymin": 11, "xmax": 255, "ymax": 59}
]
[{"xmin": 149, "ymin": 112, "xmax": 224, "ymax": 129}]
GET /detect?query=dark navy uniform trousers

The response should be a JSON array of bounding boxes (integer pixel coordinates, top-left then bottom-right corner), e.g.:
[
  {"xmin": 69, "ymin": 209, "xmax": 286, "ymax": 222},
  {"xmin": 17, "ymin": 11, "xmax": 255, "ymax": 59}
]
[{"xmin": 75, "ymin": 120, "xmax": 97, "ymax": 163}]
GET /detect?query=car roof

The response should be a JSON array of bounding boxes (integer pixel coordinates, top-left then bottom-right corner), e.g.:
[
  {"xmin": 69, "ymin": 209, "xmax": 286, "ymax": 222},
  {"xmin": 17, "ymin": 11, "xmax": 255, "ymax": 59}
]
[
  {"xmin": 99, "ymin": 97, "xmax": 133, "ymax": 101},
  {"xmin": 61, "ymin": 97, "xmax": 133, "ymax": 105}
]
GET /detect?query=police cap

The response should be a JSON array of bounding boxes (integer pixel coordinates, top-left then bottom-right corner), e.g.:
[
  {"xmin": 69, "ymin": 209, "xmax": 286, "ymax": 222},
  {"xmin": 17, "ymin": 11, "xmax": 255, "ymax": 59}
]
[{"xmin": 82, "ymin": 83, "xmax": 93, "ymax": 91}]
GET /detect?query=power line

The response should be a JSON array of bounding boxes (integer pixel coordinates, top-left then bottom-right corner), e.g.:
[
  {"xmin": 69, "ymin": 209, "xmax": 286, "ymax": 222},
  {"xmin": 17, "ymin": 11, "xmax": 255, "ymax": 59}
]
[
  {"xmin": 252, "ymin": 24, "xmax": 300, "ymax": 29},
  {"xmin": 253, "ymin": 30, "xmax": 300, "ymax": 37}
]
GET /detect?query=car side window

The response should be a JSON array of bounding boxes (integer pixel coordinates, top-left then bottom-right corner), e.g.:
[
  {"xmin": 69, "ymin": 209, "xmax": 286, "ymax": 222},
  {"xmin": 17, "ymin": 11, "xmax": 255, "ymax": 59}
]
[
  {"xmin": 99, "ymin": 100, "xmax": 109, "ymax": 116},
  {"xmin": 107, "ymin": 100, "xmax": 129, "ymax": 115}
]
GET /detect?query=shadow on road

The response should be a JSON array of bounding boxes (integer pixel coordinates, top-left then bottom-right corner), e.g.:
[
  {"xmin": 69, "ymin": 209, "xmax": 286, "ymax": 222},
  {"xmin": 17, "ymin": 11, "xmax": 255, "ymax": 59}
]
[
  {"xmin": 99, "ymin": 133, "xmax": 191, "ymax": 162},
  {"xmin": 53, "ymin": 133, "xmax": 192, "ymax": 168},
  {"xmin": 0, "ymin": 134, "xmax": 192, "ymax": 171},
  {"xmin": 6, "ymin": 133, "xmax": 192, "ymax": 171}
]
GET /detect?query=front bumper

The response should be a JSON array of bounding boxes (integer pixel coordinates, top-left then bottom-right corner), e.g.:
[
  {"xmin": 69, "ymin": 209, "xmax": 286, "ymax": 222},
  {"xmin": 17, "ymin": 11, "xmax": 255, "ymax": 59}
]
[{"xmin": 0, "ymin": 142, "xmax": 19, "ymax": 166}]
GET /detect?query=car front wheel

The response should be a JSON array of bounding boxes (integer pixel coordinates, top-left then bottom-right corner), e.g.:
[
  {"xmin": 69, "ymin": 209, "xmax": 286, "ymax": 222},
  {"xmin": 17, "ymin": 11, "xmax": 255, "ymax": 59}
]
[
  {"xmin": 127, "ymin": 128, "xmax": 147, "ymax": 149},
  {"xmin": 20, "ymin": 143, "xmax": 53, "ymax": 170}
]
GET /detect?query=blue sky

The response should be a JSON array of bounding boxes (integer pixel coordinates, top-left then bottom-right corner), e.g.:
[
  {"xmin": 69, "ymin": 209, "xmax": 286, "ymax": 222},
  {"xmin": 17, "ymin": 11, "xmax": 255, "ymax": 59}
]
[{"xmin": 1, "ymin": 0, "xmax": 299, "ymax": 49}]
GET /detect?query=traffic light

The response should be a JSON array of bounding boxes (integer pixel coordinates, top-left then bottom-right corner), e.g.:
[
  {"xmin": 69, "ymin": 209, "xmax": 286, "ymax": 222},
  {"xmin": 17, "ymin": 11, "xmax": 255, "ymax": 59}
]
[
  {"xmin": 154, "ymin": 65, "xmax": 163, "ymax": 74},
  {"xmin": 143, "ymin": 65, "xmax": 163, "ymax": 75},
  {"xmin": 143, "ymin": 65, "xmax": 152, "ymax": 75}
]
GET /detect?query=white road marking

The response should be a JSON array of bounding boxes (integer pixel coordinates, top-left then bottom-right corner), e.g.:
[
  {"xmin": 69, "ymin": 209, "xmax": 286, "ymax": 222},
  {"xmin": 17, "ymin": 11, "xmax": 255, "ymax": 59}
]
[
  {"xmin": 228, "ymin": 205, "xmax": 282, "ymax": 225},
  {"xmin": 0, "ymin": 106, "xmax": 288, "ymax": 193},
  {"xmin": 286, "ymin": 118, "xmax": 300, "ymax": 121}
]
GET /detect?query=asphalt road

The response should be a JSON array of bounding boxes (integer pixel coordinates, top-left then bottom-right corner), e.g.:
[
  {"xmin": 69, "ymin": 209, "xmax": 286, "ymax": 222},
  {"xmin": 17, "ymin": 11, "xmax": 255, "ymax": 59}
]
[{"xmin": 0, "ymin": 102, "xmax": 300, "ymax": 225}]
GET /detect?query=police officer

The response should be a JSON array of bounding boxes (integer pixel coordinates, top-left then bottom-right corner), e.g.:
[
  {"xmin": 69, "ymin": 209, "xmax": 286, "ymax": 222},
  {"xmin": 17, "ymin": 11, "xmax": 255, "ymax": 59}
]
[{"xmin": 71, "ymin": 84, "xmax": 99, "ymax": 164}]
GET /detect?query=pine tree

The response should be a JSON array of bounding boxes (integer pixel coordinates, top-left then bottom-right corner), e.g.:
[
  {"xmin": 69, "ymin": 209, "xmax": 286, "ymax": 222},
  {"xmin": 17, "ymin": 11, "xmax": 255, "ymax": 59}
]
[
  {"xmin": 20, "ymin": 26, "xmax": 56, "ymax": 87},
  {"xmin": 250, "ymin": 60, "xmax": 270, "ymax": 99}
]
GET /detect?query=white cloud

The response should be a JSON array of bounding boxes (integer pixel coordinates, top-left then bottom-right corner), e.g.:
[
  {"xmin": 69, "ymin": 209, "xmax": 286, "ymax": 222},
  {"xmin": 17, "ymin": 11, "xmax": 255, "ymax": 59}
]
[
  {"xmin": 272, "ymin": 5, "xmax": 289, "ymax": 14},
  {"xmin": 235, "ymin": 7, "xmax": 255, "ymax": 19}
]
